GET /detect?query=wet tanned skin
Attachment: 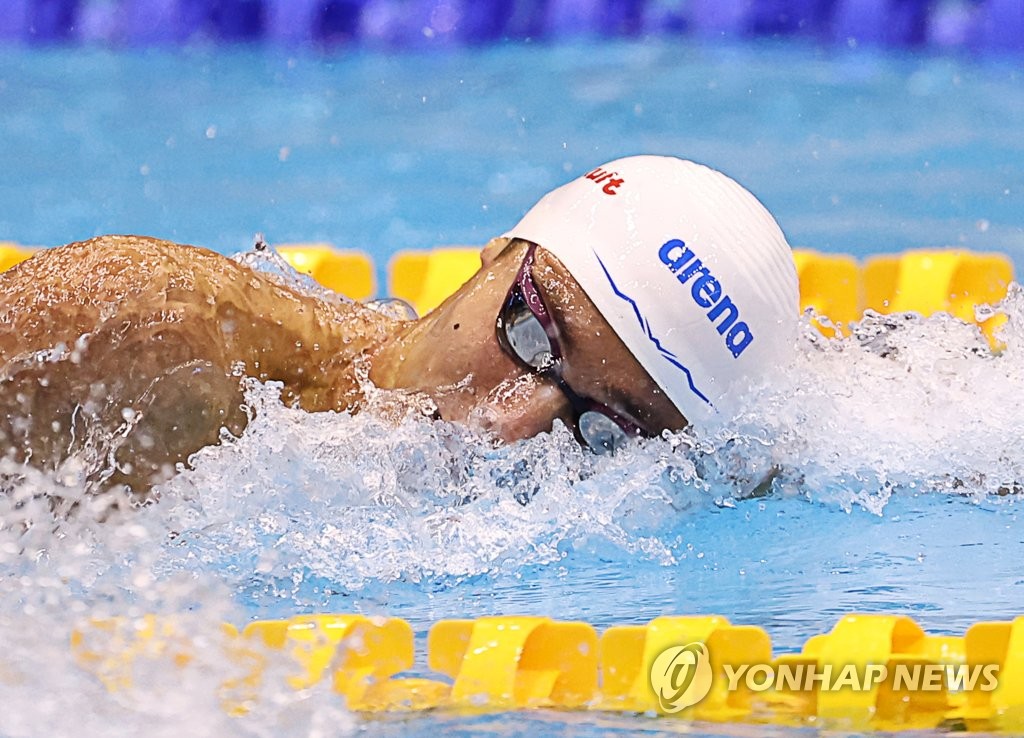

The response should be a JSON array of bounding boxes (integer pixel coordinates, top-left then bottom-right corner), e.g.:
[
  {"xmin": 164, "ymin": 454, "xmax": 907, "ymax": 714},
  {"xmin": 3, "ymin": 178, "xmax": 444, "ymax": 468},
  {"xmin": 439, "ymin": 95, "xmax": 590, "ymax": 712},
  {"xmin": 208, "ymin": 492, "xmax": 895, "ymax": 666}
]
[
  {"xmin": 0, "ymin": 235, "xmax": 394, "ymax": 501},
  {"xmin": 0, "ymin": 234, "xmax": 685, "ymax": 502}
]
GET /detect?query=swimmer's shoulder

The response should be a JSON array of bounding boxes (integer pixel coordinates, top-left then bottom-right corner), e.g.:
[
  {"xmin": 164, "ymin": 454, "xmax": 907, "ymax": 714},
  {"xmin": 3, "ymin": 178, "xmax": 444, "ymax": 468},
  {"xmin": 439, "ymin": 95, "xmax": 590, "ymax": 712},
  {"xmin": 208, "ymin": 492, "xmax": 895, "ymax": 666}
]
[
  {"xmin": 0, "ymin": 235, "xmax": 258, "ymax": 345},
  {"xmin": 2, "ymin": 234, "xmax": 227, "ymax": 280},
  {"xmin": 0, "ymin": 234, "xmax": 262, "ymax": 297}
]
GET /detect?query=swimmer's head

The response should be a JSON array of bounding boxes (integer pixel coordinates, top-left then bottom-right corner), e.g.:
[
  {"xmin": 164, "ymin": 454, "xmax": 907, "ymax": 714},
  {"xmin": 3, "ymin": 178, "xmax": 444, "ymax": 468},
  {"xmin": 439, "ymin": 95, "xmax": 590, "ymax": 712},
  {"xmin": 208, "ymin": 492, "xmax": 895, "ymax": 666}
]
[
  {"xmin": 503, "ymin": 155, "xmax": 799, "ymax": 429},
  {"xmin": 369, "ymin": 155, "xmax": 798, "ymax": 446}
]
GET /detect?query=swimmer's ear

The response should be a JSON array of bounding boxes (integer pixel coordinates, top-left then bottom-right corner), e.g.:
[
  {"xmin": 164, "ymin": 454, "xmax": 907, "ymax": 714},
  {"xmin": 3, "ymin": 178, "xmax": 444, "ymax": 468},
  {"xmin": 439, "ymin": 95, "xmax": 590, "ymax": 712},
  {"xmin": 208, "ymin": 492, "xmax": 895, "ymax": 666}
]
[{"xmin": 480, "ymin": 237, "xmax": 512, "ymax": 268}]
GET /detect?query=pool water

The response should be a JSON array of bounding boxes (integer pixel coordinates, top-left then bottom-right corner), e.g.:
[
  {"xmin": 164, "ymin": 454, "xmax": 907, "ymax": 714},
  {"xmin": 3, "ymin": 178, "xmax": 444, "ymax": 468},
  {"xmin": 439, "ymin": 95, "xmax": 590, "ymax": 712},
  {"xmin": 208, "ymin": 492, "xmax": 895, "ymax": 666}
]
[
  {"xmin": 1, "ymin": 40, "xmax": 1022, "ymax": 263},
  {"xmin": 1, "ymin": 39, "xmax": 1023, "ymax": 737}
]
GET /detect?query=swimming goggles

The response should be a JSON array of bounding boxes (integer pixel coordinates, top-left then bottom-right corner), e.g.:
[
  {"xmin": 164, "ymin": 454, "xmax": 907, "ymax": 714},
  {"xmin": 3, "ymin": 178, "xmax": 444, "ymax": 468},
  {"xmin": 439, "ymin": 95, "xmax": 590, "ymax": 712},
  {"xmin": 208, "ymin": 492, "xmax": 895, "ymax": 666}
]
[{"xmin": 495, "ymin": 242, "xmax": 646, "ymax": 454}]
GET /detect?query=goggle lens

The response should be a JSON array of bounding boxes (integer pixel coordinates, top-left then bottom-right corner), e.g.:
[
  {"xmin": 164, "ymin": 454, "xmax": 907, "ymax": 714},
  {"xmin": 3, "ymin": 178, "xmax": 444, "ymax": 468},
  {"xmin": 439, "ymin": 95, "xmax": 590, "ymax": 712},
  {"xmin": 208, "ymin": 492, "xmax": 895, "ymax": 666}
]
[
  {"xmin": 502, "ymin": 301, "xmax": 554, "ymax": 370},
  {"xmin": 578, "ymin": 410, "xmax": 630, "ymax": 455}
]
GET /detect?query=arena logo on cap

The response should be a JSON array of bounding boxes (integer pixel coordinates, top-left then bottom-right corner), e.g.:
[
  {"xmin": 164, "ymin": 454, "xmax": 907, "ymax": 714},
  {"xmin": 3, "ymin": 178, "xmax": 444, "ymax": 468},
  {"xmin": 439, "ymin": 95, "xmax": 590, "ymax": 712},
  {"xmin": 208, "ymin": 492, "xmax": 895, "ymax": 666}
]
[{"xmin": 658, "ymin": 239, "xmax": 753, "ymax": 358}]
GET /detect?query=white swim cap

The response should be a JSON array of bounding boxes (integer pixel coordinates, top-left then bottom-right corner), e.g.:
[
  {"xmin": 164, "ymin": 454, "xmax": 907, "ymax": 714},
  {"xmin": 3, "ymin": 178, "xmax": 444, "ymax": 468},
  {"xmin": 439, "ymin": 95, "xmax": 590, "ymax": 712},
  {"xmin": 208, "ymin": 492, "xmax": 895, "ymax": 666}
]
[{"xmin": 504, "ymin": 155, "xmax": 799, "ymax": 428}]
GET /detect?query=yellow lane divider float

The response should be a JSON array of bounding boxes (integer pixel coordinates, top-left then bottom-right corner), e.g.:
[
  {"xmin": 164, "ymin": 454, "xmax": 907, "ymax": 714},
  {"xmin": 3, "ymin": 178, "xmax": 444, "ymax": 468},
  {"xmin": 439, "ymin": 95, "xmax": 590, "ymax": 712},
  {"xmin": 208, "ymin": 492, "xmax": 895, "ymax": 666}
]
[
  {"xmin": 278, "ymin": 244, "xmax": 376, "ymax": 302},
  {"xmin": 863, "ymin": 250, "xmax": 1014, "ymax": 342},
  {"xmin": 429, "ymin": 617, "xmax": 597, "ymax": 709},
  {"xmin": 389, "ymin": 248, "xmax": 481, "ymax": 317},
  {"xmin": 597, "ymin": 615, "xmax": 771, "ymax": 720},
  {"xmin": 0, "ymin": 242, "xmax": 1015, "ymax": 335},
  {"xmin": 0, "ymin": 242, "xmax": 36, "ymax": 271},
  {"xmin": 70, "ymin": 612, "xmax": 1024, "ymax": 730},
  {"xmin": 795, "ymin": 248, "xmax": 1014, "ymax": 338},
  {"xmin": 791, "ymin": 250, "xmax": 861, "ymax": 336}
]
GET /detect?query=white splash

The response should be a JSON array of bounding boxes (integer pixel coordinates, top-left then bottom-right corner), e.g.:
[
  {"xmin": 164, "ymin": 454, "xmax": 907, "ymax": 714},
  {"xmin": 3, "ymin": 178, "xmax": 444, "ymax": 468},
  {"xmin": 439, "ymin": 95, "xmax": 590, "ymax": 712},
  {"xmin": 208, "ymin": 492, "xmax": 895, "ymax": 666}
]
[{"xmin": 724, "ymin": 283, "xmax": 1024, "ymax": 514}]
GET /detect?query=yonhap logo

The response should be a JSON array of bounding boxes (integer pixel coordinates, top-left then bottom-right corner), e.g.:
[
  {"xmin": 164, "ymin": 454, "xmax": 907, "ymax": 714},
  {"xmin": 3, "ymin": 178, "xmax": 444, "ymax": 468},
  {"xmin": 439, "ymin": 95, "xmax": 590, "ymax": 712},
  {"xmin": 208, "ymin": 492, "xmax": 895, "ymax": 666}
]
[
  {"xmin": 648, "ymin": 642, "xmax": 714, "ymax": 712},
  {"xmin": 658, "ymin": 239, "xmax": 753, "ymax": 358}
]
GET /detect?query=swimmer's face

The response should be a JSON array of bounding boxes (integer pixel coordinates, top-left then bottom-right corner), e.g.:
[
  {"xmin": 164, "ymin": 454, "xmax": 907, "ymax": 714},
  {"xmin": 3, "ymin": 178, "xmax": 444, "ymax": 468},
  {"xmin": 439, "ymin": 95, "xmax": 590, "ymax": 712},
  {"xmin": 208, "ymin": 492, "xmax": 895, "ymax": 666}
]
[{"xmin": 368, "ymin": 238, "xmax": 686, "ymax": 445}]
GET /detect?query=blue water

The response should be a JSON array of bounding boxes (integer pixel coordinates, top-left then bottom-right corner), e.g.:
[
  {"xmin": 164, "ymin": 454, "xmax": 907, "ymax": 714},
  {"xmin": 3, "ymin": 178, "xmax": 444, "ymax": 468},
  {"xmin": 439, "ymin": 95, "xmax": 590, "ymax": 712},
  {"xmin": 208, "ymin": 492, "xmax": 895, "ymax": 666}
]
[
  {"xmin": 1, "ymin": 39, "xmax": 1024, "ymax": 737},
  {"xmin": 1, "ymin": 42, "xmax": 1022, "ymax": 271}
]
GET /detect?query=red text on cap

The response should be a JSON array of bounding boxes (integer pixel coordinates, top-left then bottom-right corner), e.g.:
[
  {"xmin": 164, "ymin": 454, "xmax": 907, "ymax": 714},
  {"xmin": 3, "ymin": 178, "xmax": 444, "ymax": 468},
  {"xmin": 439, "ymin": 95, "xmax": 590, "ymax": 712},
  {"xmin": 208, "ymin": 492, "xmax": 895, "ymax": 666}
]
[{"xmin": 584, "ymin": 167, "xmax": 625, "ymax": 195}]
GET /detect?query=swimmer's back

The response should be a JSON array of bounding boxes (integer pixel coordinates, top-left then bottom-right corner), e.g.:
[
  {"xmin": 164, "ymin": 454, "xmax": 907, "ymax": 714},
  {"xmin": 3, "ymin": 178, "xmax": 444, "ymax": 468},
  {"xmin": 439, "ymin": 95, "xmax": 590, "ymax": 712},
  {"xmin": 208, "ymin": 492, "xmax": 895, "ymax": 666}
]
[
  {"xmin": 0, "ymin": 235, "xmax": 393, "ymax": 502},
  {"xmin": 1, "ymin": 235, "xmax": 238, "ymax": 358}
]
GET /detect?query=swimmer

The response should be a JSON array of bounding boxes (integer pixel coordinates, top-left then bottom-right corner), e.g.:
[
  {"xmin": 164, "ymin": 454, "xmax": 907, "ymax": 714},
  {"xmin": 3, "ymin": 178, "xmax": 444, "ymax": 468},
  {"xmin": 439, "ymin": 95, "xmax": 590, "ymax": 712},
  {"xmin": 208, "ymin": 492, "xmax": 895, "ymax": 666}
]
[{"xmin": 0, "ymin": 156, "xmax": 798, "ymax": 504}]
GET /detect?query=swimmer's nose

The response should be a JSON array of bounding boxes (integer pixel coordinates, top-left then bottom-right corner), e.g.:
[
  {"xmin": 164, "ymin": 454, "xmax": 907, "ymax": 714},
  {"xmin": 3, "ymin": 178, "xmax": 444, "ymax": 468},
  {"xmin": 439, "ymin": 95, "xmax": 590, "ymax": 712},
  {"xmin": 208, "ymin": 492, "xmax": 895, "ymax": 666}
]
[{"xmin": 467, "ymin": 373, "xmax": 573, "ymax": 443}]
